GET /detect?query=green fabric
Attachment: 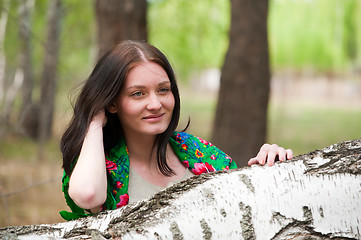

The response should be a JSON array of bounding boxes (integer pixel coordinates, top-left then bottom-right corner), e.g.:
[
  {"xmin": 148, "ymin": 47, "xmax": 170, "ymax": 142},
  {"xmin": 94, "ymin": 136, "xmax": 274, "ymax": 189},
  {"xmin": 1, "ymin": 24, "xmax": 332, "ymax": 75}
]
[{"xmin": 60, "ymin": 131, "xmax": 237, "ymax": 220}]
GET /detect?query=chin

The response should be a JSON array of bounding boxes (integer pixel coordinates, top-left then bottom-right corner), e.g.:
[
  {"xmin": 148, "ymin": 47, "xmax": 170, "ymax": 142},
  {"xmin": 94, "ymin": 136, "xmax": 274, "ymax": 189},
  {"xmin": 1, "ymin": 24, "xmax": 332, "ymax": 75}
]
[{"xmin": 145, "ymin": 127, "xmax": 169, "ymax": 136}]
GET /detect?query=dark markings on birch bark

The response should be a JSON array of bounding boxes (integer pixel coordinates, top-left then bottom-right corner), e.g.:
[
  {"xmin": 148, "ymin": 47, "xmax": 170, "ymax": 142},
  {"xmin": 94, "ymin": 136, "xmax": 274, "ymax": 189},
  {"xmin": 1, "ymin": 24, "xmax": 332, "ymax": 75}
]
[
  {"xmin": 318, "ymin": 206, "xmax": 324, "ymax": 218},
  {"xmin": 239, "ymin": 202, "xmax": 256, "ymax": 240},
  {"xmin": 238, "ymin": 174, "xmax": 255, "ymax": 193},
  {"xmin": 170, "ymin": 221, "xmax": 183, "ymax": 240},
  {"xmin": 220, "ymin": 208, "xmax": 227, "ymax": 217},
  {"xmin": 200, "ymin": 219, "xmax": 212, "ymax": 240},
  {"xmin": 63, "ymin": 228, "xmax": 110, "ymax": 239},
  {"xmin": 0, "ymin": 225, "xmax": 60, "ymax": 239},
  {"xmin": 153, "ymin": 231, "xmax": 162, "ymax": 240},
  {"xmin": 302, "ymin": 206, "xmax": 313, "ymax": 223},
  {"xmin": 298, "ymin": 139, "xmax": 361, "ymax": 175},
  {"xmin": 201, "ymin": 187, "xmax": 216, "ymax": 202}
]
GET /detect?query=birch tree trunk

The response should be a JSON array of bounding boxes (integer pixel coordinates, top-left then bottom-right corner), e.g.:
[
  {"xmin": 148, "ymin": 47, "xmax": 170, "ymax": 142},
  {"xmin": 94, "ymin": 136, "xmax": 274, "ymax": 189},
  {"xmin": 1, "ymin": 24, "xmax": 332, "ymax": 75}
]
[{"xmin": 1, "ymin": 139, "xmax": 360, "ymax": 239}]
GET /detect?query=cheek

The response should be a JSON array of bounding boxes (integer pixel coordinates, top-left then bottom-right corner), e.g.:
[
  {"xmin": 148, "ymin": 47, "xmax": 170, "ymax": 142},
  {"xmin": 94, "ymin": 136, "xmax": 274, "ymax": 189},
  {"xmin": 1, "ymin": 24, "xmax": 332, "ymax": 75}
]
[
  {"xmin": 165, "ymin": 94, "xmax": 175, "ymax": 111},
  {"xmin": 117, "ymin": 98, "xmax": 138, "ymax": 120}
]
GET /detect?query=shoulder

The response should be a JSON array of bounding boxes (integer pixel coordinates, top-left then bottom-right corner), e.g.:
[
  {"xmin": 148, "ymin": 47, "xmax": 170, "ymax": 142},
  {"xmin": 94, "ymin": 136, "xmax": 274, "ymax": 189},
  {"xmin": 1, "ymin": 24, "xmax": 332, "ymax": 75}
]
[
  {"xmin": 170, "ymin": 131, "xmax": 237, "ymax": 172},
  {"xmin": 171, "ymin": 131, "xmax": 199, "ymax": 143},
  {"xmin": 170, "ymin": 131, "xmax": 212, "ymax": 145}
]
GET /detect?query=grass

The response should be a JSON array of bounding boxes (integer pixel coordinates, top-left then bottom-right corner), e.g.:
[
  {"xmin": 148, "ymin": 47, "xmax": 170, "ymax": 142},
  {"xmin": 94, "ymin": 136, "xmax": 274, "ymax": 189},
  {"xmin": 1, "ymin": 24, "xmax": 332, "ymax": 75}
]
[
  {"xmin": 268, "ymin": 102, "xmax": 361, "ymax": 155},
  {"xmin": 1, "ymin": 87, "xmax": 360, "ymax": 227},
  {"xmin": 180, "ymin": 89, "xmax": 361, "ymax": 156},
  {"xmin": 0, "ymin": 139, "xmax": 67, "ymax": 227}
]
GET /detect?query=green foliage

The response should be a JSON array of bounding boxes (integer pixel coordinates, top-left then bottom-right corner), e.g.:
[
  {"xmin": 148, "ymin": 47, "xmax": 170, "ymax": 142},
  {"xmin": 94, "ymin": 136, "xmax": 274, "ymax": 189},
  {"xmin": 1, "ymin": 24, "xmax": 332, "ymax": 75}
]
[
  {"xmin": 148, "ymin": 0, "xmax": 230, "ymax": 80},
  {"xmin": 2, "ymin": 0, "xmax": 19, "ymax": 67},
  {"xmin": 58, "ymin": 0, "xmax": 95, "ymax": 89},
  {"xmin": 0, "ymin": 0, "xmax": 95, "ymax": 100},
  {"xmin": 2, "ymin": 0, "xmax": 359, "ymax": 86},
  {"xmin": 269, "ymin": 0, "xmax": 361, "ymax": 71}
]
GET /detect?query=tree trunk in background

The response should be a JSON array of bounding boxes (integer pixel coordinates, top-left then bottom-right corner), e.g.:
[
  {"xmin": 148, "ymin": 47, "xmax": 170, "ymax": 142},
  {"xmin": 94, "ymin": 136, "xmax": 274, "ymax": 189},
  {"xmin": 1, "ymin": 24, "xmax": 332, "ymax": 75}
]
[
  {"xmin": 0, "ymin": 0, "xmax": 23, "ymax": 131},
  {"xmin": 343, "ymin": 0, "xmax": 358, "ymax": 65},
  {"xmin": 38, "ymin": 0, "xmax": 62, "ymax": 143},
  {"xmin": 0, "ymin": 0, "xmax": 11, "ymax": 132},
  {"xmin": 18, "ymin": 0, "xmax": 34, "ymax": 118},
  {"xmin": 95, "ymin": 0, "xmax": 147, "ymax": 59},
  {"xmin": 18, "ymin": 0, "xmax": 37, "ymax": 138},
  {"xmin": 212, "ymin": 0, "xmax": 270, "ymax": 167},
  {"xmin": 0, "ymin": 0, "xmax": 9, "ymax": 107},
  {"xmin": 1, "ymin": 139, "xmax": 360, "ymax": 239}
]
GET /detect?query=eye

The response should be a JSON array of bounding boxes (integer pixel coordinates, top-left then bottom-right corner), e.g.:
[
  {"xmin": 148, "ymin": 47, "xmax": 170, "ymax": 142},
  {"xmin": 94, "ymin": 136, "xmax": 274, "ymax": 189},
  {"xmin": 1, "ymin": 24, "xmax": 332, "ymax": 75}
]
[
  {"xmin": 131, "ymin": 91, "xmax": 143, "ymax": 97},
  {"xmin": 159, "ymin": 87, "xmax": 170, "ymax": 94}
]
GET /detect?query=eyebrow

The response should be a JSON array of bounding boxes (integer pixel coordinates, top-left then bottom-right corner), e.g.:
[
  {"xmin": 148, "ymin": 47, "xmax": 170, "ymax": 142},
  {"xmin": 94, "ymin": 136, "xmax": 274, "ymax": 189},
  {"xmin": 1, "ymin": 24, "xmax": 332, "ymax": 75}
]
[{"xmin": 126, "ymin": 80, "xmax": 171, "ymax": 90}]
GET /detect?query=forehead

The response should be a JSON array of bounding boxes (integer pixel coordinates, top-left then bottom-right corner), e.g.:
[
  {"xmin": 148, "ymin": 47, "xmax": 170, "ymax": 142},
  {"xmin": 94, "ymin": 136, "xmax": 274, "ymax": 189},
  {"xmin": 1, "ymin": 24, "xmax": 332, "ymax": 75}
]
[{"xmin": 124, "ymin": 62, "xmax": 169, "ymax": 87}]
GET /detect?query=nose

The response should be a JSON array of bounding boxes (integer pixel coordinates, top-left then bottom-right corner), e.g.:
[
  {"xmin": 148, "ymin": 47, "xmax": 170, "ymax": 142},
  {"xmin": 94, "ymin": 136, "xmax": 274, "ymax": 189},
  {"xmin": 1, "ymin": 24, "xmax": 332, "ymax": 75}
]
[{"xmin": 146, "ymin": 93, "xmax": 162, "ymax": 111}]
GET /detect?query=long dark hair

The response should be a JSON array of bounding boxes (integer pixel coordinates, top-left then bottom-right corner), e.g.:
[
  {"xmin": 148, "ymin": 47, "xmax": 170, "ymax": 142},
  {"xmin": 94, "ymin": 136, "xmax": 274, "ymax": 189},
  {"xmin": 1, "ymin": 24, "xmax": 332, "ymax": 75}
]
[{"xmin": 60, "ymin": 40, "xmax": 181, "ymax": 177}]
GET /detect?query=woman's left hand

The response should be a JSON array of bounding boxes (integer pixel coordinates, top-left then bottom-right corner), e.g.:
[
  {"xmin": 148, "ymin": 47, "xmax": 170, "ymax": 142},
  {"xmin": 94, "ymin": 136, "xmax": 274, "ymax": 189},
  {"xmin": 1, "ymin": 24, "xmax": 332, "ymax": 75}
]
[{"xmin": 248, "ymin": 144, "xmax": 293, "ymax": 166}]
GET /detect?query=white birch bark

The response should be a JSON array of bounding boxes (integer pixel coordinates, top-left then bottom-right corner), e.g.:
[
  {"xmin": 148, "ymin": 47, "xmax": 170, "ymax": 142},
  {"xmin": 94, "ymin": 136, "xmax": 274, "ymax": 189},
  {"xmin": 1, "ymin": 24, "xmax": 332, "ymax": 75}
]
[{"xmin": 1, "ymin": 139, "xmax": 360, "ymax": 239}]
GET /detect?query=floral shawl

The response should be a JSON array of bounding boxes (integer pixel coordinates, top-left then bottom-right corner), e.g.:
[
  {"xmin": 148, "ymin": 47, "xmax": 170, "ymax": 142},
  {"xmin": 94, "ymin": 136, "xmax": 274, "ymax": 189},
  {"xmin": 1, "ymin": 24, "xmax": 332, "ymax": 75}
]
[{"xmin": 60, "ymin": 131, "xmax": 237, "ymax": 221}]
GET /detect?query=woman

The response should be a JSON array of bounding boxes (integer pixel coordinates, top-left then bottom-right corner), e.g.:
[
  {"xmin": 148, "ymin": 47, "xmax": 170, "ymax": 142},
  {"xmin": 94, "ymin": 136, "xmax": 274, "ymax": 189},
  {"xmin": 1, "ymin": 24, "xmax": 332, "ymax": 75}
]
[{"xmin": 60, "ymin": 40, "xmax": 292, "ymax": 220}]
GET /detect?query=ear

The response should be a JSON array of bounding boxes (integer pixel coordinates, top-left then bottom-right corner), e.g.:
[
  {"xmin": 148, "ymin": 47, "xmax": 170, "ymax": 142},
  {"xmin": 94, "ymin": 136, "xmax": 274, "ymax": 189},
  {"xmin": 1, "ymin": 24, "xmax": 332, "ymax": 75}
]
[{"xmin": 107, "ymin": 103, "xmax": 118, "ymax": 114}]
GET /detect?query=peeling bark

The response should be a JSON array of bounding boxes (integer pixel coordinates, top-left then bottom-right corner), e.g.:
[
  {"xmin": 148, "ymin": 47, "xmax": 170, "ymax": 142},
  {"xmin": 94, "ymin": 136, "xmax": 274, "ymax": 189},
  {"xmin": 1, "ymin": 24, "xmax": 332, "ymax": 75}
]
[{"xmin": 1, "ymin": 139, "xmax": 360, "ymax": 239}]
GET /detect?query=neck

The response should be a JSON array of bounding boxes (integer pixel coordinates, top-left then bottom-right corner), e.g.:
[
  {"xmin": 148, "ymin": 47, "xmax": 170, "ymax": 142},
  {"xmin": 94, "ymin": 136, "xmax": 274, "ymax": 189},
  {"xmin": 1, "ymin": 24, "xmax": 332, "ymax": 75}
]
[{"xmin": 124, "ymin": 132, "xmax": 159, "ymax": 170}]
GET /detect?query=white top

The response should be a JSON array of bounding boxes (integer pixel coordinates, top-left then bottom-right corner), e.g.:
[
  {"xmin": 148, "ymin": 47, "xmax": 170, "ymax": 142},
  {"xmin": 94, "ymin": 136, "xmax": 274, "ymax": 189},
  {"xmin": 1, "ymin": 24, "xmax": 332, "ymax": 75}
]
[{"xmin": 128, "ymin": 168, "xmax": 194, "ymax": 203}]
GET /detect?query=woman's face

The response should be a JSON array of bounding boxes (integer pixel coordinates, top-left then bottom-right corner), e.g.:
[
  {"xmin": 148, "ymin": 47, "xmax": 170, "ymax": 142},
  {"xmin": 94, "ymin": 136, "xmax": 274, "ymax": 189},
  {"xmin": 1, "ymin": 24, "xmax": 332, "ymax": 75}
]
[{"xmin": 111, "ymin": 62, "xmax": 175, "ymax": 139}]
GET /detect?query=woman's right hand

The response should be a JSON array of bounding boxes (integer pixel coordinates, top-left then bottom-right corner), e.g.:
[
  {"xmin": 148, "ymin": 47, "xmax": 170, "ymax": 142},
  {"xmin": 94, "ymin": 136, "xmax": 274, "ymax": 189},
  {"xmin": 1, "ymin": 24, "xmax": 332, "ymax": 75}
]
[{"xmin": 90, "ymin": 109, "xmax": 107, "ymax": 128}]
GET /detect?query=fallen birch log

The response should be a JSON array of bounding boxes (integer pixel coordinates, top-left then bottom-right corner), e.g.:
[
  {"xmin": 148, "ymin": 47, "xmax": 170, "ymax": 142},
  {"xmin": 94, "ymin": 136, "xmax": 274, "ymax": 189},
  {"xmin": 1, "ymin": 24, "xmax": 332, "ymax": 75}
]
[{"xmin": 1, "ymin": 139, "xmax": 361, "ymax": 239}]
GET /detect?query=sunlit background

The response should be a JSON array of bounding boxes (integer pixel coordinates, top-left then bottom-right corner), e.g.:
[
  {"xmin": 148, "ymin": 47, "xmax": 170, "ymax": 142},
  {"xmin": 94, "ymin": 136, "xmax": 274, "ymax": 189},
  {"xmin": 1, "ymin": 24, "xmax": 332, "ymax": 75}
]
[{"xmin": 0, "ymin": 0, "xmax": 360, "ymax": 227}]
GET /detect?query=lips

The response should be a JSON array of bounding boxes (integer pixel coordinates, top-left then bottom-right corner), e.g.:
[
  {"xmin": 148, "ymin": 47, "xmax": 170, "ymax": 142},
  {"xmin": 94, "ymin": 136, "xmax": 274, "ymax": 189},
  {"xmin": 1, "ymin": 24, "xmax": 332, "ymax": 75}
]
[{"xmin": 143, "ymin": 113, "xmax": 165, "ymax": 120}]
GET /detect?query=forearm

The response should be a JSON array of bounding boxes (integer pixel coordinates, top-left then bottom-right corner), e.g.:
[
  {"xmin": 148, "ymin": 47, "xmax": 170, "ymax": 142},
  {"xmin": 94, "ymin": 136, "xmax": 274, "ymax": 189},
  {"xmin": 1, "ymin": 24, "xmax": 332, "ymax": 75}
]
[{"xmin": 68, "ymin": 121, "xmax": 107, "ymax": 210}]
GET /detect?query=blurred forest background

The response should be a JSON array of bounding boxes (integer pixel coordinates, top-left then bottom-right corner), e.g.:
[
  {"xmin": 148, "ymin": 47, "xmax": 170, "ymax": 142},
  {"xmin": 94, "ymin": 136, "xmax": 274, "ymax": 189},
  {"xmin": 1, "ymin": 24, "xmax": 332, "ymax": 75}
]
[{"xmin": 1, "ymin": 0, "xmax": 361, "ymax": 227}]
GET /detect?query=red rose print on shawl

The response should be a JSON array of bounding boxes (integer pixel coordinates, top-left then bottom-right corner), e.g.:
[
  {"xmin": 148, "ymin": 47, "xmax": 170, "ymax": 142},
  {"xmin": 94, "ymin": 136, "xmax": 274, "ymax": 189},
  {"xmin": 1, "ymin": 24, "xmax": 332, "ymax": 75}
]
[
  {"xmin": 116, "ymin": 181, "xmax": 123, "ymax": 188},
  {"xmin": 106, "ymin": 159, "xmax": 117, "ymax": 172},
  {"xmin": 192, "ymin": 162, "xmax": 216, "ymax": 175},
  {"xmin": 197, "ymin": 136, "xmax": 213, "ymax": 146},
  {"xmin": 116, "ymin": 194, "xmax": 129, "ymax": 208}
]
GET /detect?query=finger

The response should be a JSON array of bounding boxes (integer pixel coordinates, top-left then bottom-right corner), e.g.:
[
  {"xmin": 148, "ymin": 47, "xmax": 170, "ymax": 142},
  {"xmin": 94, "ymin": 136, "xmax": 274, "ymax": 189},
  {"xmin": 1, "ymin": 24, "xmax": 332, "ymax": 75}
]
[
  {"xmin": 267, "ymin": 150, "xmax": 277, "ymax": 166},
  {"xmin": 277, "ymin": 147, "xmax": 286, "ymax": 162},
  {"xmin": 286, "ymin": 149, "xmax": 293, "ymax": 160},
  {"xmin": 266, "ymin": 144, "xmax": 281, "ymax": 166},
  {"xmin": 256, "ymin": 144, "xmax": 270, "ymax": 165},
  {"xmin": 248, "ymin": 157, "xmax": 259, "ymax": 166}
]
